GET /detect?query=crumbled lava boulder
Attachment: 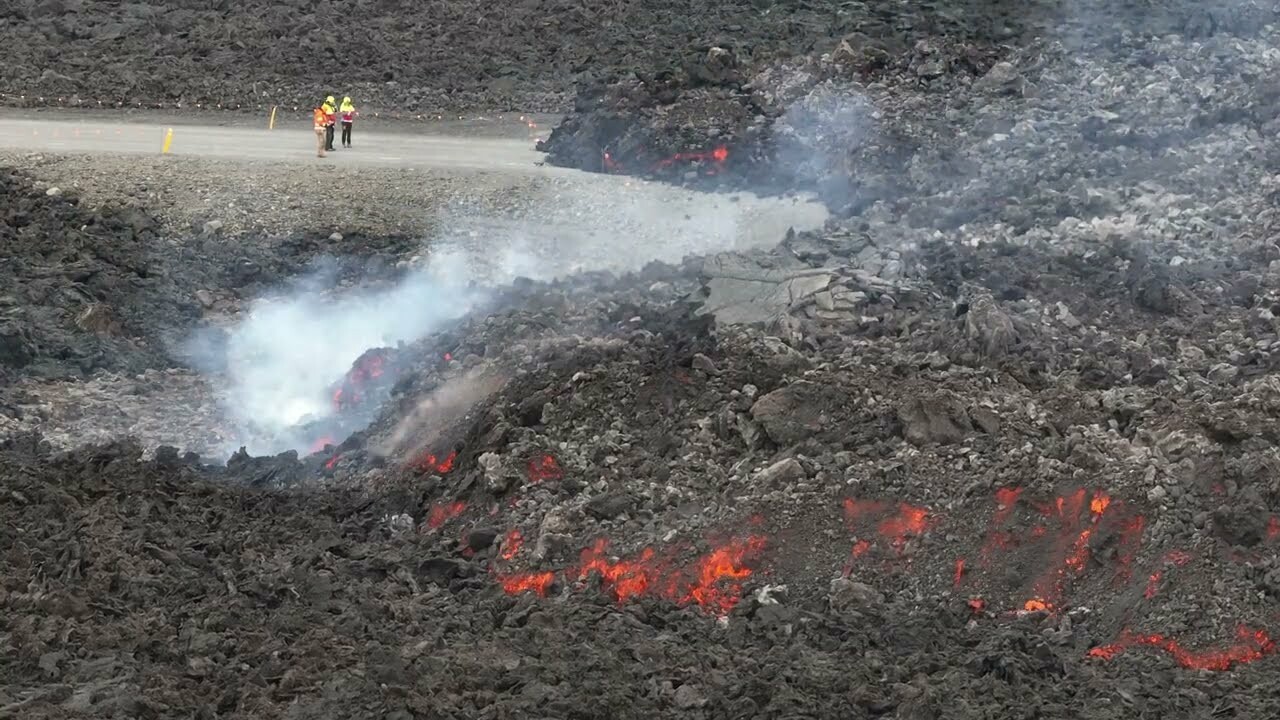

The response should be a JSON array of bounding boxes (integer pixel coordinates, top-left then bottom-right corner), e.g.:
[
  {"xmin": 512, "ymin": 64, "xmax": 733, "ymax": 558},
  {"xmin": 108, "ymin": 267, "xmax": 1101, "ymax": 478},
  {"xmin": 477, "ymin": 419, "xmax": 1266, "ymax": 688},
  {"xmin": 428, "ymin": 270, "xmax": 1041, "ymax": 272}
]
[
  {"xmin": 750, "ymin": 381, "xmax": 834, "ymax": 445},
  {"xmin": 896, "ymin": 393, "xmax": 974, "ymax": 446}
]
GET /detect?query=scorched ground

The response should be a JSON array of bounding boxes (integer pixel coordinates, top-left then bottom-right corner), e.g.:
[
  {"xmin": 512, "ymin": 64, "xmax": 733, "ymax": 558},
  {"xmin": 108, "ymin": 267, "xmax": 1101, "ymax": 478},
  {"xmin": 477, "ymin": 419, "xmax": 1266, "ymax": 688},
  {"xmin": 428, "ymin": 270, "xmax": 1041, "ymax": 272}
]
[{"xmin": 5, "ymin": 0, "xmax": 1280, "ymax": 718}]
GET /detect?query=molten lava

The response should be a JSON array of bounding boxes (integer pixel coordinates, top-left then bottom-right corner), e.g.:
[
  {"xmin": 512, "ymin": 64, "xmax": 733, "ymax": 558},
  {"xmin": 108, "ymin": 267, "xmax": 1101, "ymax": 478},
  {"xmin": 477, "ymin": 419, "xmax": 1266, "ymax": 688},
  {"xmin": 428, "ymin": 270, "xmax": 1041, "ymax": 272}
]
[
  {"xmin": 497, "ymin": 571, "xmax": 555, "ymax": 597},
  {"xmin": 412, "ymin": 450, "xmax": 457, "ymax": 475},
  {"xmin": 324, "ymin": 453, "xmax": 342, "ymax": 471},
  {"xmin": 1113, "ymin": 515, "xmax": 1146, "ymax": 583},
  {"xmin": 500, "ymin": 534, "xmax": 768, "ymax": 615},
  {"xmin": 426, "ymin": 501, "xmax": 466, "ymax": 529},
  {"xmin": 843, "ymin": 498, "xmax": 937, "ymax": 554},
  {"xmin": 308, "ymin": 435, "xmax": 335, "ymax": 454},
  {"xmin": 527, "ymin": 454, "xmax": 563, "ymax": 483},
  {"xmin": 1143, "ymin": 550, "xmax": 1192, "ymax": 600},
  {"xmin": 651, "ymin": 145, "xmax": 730, "ymax": 172},
  {"xmin": 331, "ymin": 349, "xmax": 393, "ymax": 413},
  {"xmin": 1024, "ymin": 489, "xmax": 1113, "ymax": 611},
  {"xmin": 1089, "ymin": 626, "xmax": 1277, "ymax": 671},
  {"xmin": 501, "ymin": 529, "xmax": 524, "ymax": 561},
  {"xmin": 972, "ymin": 487, "xmax": 1145, "ymax": 613}
]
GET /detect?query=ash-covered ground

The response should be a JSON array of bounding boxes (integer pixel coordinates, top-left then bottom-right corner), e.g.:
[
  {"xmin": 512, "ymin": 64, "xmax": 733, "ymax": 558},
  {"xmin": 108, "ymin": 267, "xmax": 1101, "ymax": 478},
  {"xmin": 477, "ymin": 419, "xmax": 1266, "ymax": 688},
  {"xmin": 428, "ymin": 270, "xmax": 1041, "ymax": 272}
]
[
  {"xmin": 6, "ymin": 0, "xmax": 1280, "ymax": 718},
  {"xmin": 0, "ymin": 0, "xmax": 1048, "ymax": 114}
]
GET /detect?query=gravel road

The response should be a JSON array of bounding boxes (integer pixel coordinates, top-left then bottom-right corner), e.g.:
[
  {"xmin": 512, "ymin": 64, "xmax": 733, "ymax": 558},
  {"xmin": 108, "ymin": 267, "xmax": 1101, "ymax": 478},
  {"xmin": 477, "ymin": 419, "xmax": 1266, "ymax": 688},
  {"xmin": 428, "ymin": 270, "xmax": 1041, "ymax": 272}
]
[{"xmin": 0, "ymin": 114, "xmax": 828, "ymax": 278}]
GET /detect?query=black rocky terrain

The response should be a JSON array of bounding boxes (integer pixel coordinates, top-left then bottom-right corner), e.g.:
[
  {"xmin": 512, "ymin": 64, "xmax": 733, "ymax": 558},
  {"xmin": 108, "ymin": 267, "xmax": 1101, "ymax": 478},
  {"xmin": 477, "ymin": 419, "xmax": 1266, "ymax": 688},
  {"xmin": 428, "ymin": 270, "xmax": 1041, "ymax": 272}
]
[
  {"xmin": 0, "ymin": 167, "xmax": 419, "ymax": 383},
  {"xmin": 7, "ymin": 0, "xmax": 1280, "ymax": 716},
  {"xmin": 6, "ymin": 220, "xmax": 1280, "ymax": 717},
  {"xmin": 538, "ymin": 0, "xmax": 1280, "ymax": 205},
  {"xmin": 2, "ymin": 0, "xmax": 1045, "ymax": 114}
]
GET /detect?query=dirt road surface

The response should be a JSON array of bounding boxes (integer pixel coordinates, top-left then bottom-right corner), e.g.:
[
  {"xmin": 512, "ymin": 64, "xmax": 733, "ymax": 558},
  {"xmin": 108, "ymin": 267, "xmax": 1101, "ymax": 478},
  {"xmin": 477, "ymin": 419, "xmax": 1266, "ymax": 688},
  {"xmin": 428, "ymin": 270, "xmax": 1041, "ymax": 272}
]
[{"xmin": 0, "ymin": 116, "xmax": 555, "ymax": 173}]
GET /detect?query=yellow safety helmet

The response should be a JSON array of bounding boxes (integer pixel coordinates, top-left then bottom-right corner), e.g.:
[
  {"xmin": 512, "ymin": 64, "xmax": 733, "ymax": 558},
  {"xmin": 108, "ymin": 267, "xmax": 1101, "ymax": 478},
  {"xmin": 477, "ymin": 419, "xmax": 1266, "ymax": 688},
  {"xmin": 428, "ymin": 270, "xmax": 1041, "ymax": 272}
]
[{"xmin": 326, "ymin": 95, "xmax": 335, "ymax": 103}]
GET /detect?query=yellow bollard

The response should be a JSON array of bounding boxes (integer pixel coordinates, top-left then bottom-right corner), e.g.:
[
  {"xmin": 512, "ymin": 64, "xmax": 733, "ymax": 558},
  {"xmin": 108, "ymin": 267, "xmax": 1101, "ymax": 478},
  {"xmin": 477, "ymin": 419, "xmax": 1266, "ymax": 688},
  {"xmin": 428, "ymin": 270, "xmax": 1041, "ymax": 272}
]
[
  {"xmin": 269, "ymin": 105, "xmax": 277, "ymax": 130},
  {"xmin": 161, "ymin": 128, "xmax": 173, "ymax": 154}
]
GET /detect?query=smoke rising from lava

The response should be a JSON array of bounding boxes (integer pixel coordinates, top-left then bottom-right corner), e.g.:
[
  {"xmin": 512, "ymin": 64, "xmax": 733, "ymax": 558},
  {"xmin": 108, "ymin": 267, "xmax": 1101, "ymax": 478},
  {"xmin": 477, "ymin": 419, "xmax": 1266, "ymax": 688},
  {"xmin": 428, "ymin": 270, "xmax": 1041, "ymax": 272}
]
[{"xmin": 186, "ymin": 253, "xmax": 483, "ymax": 456}]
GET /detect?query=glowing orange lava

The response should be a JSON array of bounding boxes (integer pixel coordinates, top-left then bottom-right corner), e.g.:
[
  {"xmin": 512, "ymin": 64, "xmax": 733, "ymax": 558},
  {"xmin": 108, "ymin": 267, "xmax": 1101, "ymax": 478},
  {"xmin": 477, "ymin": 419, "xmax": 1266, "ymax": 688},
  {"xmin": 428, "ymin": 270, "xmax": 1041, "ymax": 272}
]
[
  {"xmin": 851, "ymin": 539, "xmax": 872, "ymax": 558},
  {"xmin": 1089, "ymin": 626, "xmax": 1277, "ymax": 671},
  {"xmin": 651, "ymin": 145, "xmax": 731, "ymax": 172},
  {"xmin": 501, "ymin": 529, "xmax": 524, "ymax": 561},
  {"xmin": 1024, "ymin": 489, "xmax": 1116, "ymax": 611},
  {"xmin": 331, "ymin": 351, "xmax": 390, "ymax": 412},
  {"xmin": 498, "ymin": 571, "xmax": 555, "ymax": 597},
  {"xmin": 527, "ymin": 454, "xmax": 563, "ymax": 483},
  {"xmin": 501, "ymin": 535, "xmax": 767, "ymax": 615},
  {"xmin": 843, "ymin": 498, "xmax": 937, "ymax": 554},
  {"xmin": 308, "ymin": 435, "xmax": 335, "ymax": 454},
  {"xmin": 426, "ymin": 501, "xmax": 466, "ymax": 529},
  {"xmin": 1143, "ymin": 550, "xmax": 1191, "ymax": 600},
  {"xmin": 413, "ymin": 450, "xmax": 457, "ymax": 475}
]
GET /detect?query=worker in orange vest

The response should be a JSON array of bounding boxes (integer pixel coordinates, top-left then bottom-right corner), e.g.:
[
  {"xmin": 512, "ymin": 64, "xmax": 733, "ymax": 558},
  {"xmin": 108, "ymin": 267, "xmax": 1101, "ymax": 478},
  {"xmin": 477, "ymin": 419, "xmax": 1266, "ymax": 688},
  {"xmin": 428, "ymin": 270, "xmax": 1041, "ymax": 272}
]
[{"xmin": 313, "ymin": 105, "xmax": 328, "ymax": 158}]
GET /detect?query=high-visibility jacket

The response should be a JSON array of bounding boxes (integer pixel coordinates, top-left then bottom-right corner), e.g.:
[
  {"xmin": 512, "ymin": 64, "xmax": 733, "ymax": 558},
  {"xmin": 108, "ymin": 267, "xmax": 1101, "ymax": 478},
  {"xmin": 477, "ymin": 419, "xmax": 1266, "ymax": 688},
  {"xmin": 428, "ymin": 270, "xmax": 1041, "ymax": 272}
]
[
  {"xmin": 321, "ymin": 102, "xmax": 336, "ymax": 125},
  {"xmin": 340, "ymin": 103, "xmax": 355, "ymax": 122},
  {"xmin": 313, "ymin": 107, "xmax": 327, "ymax": 129}
]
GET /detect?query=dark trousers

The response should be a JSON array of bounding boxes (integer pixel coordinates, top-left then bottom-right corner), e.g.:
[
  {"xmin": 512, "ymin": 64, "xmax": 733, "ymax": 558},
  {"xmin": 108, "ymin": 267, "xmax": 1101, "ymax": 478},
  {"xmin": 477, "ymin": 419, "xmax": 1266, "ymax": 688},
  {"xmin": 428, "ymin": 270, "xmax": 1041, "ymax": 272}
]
[
  {"xmin": 325, "ymin": 124, "xmax": 335, "ymax": 150},
  {"xmin": 341, "ymin": 122, "xmax": 353, "ymax": 146}
]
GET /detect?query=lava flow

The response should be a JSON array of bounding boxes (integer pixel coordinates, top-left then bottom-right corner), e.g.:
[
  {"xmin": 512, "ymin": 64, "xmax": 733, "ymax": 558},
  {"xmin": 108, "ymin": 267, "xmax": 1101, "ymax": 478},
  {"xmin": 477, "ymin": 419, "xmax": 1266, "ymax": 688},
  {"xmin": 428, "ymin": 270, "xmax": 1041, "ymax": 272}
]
[
  {"xmin": 527, "ymin": 454, "xmax": 563, "ymax": 483},
  {"xmin": 842, "ymin": 498, "xmax": 937, "ymax": 559},
  {"xmin": 965, "ymin": 486, "xmax": 1145, "ymax": 613},
  {"xmin": 1089, "ymin": 626, "xmax": 1277, "ymax": 671},
  {"xmin": 500, "ymin": 529, "xmax": 524, "ymax": 560},
  {"xmin": 412, "ymin": 450, "xmax": 457, "ymax": 475},
  {"xmin": 426, "ymin": 501, "xmax": 466, "ymax": 529},
  {"xmin": 330, "ymin": 348, "xmax": 396, "ymax": 413},
  {"xmin": 498, "ymin": 571, "xmax": 555, "ymax": 597},
  {"xmin": 651, "ymin": 145, "xmax": 729, "ymax": 173},
  {"xmin": 499, "ymin": 534, "xmax": 768, "ymax": 615},
  {"xmin": 1022, "ymin": 489, "xmax": 1113, "ymax": 612},
  {"xmin": 1143, "ymin": 550, "xmax": 1192, "ymax": 600},
  {"xmin": 602, "ymin": 145, "xmax": 730, "ymax": 175}
]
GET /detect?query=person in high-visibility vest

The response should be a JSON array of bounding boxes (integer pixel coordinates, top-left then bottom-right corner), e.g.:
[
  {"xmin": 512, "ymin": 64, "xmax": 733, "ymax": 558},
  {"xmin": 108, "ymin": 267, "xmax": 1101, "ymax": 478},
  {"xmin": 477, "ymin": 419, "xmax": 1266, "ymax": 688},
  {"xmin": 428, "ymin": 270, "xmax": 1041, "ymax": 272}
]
[
  {"xmin": 313, "ymin": 106, "xmax": 328, "ymax": 158},
  {"xmin": 339, "ymin": 97, "xmax": 357, "ymax": 148},
  {"xmin": 321, "ymin": 96, "xmax": 337, "ymax": 151}
]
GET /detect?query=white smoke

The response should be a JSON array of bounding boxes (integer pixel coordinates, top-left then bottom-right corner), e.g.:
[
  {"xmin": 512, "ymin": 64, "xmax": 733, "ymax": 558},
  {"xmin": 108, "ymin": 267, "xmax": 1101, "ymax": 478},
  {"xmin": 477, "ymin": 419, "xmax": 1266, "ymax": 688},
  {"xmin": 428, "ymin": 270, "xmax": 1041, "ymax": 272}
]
[
  {"xmin": 199, "ymin": 251, "xmax": 483, "ymax": 455},
  {"xmin": 190, "ymin": 170, "xmax": 828, "ymax": 459}
]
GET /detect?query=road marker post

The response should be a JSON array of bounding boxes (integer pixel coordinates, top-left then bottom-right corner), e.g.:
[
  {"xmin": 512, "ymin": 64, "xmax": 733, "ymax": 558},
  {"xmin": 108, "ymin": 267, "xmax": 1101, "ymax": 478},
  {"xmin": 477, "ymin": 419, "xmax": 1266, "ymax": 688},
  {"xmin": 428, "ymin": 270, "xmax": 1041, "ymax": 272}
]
[
  {"xmin": 161, "ymin": 128, "xmax": 174, "ymax": 154},
  {"xmin": 269, "ymin": 106, "xmax": 277, "ymax": 130}
]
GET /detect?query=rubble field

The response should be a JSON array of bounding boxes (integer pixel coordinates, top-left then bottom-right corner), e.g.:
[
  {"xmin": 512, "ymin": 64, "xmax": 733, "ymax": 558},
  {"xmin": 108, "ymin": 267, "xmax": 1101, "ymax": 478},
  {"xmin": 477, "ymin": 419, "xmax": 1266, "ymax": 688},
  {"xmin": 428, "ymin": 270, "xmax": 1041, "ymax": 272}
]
[
  {"xmin": 0, "ymin": 0, "xmax": 1044, "ymax": 115},
  {"xmin": 6, "ymin": 0, "xmax": 1280, "ymax": 718}
]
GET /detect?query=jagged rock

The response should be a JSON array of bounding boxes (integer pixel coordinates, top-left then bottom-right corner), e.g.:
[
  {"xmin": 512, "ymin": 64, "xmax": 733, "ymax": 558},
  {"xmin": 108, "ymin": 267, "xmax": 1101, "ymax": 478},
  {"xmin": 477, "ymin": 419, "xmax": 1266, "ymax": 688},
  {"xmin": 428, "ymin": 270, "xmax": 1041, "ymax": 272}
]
[
  {"xmin": 698, "ymin": 254, "xmax": 835, "ymax": 326},
  {"xmin": 828, "ymin": 578, "xmax": 884, "ymax": 609},
  {"xmin": 753, "ymin": 457, "xmax": 806, "ymax": 488},
  {"xmin": 75, "ymin": 303, "xmax": 121, "ymax": 335},
  {"xmin": 585, "ymin": 492, "xmax": 634, "ymax": 520},
  {"xmin": 960, "ymin": 289, "xmax": 1018, "ymax": 358},
  {"xmin": 897, "ymin": 393, "xmax": 972, "ymax": 446},
  {"xmin": 750, "ymin": 381, "xmax": 830, "ymax": 445}
]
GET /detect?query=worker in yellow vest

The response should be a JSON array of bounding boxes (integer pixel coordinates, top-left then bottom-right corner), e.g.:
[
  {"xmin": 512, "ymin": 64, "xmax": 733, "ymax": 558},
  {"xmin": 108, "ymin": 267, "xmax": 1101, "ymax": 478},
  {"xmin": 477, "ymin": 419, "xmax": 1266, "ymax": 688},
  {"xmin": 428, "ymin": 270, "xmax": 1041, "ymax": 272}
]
[
  {"xmin": 321, "ymin": 96, "xmax": 337, "ymax": 151},
  {"xmin": 339, "ymin": 97, "xmax": 357, "ymax": 148}
]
